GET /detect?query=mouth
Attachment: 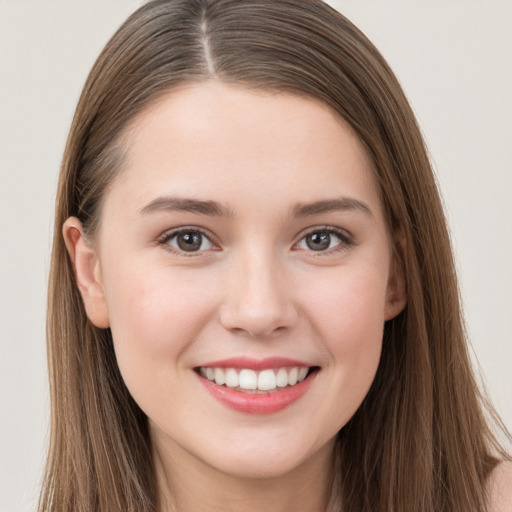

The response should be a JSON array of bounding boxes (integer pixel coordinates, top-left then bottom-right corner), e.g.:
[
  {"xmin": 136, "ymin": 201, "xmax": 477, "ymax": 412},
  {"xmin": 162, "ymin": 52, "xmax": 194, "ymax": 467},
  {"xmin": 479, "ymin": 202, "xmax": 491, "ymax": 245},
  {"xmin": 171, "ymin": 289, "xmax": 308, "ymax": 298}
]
[
  {"xmin": 196, "ymin": 365, "xmax": 316, "ymax": 393},
  {"xmin": 194, "ymin": 358, "xmax": 319, "ymax": 414}
]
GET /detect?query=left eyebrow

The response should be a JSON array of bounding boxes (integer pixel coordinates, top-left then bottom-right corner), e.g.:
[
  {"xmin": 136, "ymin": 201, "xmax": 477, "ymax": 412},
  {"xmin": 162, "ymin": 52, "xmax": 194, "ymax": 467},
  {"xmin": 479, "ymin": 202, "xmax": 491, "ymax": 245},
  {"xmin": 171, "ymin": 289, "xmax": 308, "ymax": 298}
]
[{"xmin": 291, "ymin": 197, "xmax": 373, "ymax": 218}]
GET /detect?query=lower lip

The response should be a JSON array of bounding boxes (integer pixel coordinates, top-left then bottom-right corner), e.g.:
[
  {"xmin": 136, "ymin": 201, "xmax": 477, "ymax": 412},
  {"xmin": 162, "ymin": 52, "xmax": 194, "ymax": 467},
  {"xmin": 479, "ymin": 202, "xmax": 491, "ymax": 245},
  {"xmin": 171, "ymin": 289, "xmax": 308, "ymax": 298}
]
[{"xmin": 197, "ymin": 371, "xmax": 317, "ymax": 414}]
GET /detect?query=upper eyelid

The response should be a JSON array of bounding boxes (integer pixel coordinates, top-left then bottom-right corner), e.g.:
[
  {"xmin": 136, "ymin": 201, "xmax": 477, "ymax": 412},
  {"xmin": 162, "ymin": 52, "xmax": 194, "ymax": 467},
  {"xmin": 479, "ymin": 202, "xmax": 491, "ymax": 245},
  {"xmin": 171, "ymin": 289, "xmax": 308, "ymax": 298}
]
[
  {"xmin": 294, "ymin": 225, "xmax": 352, "ymax": 242},
  {"xmin": 157, "ymin": 226, "xmax": 217, "ymax": 244}
]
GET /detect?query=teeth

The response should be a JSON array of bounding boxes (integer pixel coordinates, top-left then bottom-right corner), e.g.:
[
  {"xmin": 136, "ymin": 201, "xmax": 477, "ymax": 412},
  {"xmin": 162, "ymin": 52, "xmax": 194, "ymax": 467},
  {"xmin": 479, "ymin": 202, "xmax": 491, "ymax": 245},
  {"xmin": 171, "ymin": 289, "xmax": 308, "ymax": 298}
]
[
  {"xmin": 276, "ymin": 368, "xmax": 288, "ymax": 388},
  {"xmin": 239, "ymin": 369, "xmax": 258, "ymax": 390},
  {"xmin": 258, "ymin": 369, "xmax": 276, "ymax": 391},
  {"xmin": 214, "ymin": 367, "xmax": 226, "ymax": 386},
  {"xmin": 298, "ymin": 367, "xmax": 308, "ymax": 382},
  {"xmin": 225, "ymin": 368, "xmax": 239, "ymax": 388},
  {"xmin": 200, "ymin": 366, "xmax": 311, "ymax": 392},
  {"xmin": 288, "ymin": 367, "xmax": 298, "ymax": 386}
]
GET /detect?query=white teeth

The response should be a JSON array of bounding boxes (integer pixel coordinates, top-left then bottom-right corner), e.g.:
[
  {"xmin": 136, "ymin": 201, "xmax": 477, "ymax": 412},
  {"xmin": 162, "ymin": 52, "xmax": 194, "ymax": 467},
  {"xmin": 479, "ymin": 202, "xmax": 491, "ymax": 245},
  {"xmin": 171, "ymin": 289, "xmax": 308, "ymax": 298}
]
[
  {"xmin": 297, "ymin": 367, "xmax": 308, "ymax": 382},
  {"xmin": 239, "ymin": 369, "xmax": 258, "ymax": 390},
  {"xmin": 225, "ymin": 368, "xmax": 239, "ymax": 388},
  {"xmin": 201, "ymin": 366, "xmax": 311, "ymax": 391},
  {"xmin": 288, "ymin": 367, "xmax": 298, "ymax": 386},
  {"xmin": 206, "ymin": 367, "xmax": 215, "ymax": 381},
  {"xmin": 214, "ymin": 367, "xmax": 226, "ymax": 386},
  {"xmin": 276, "ymin": 368, "xmax": 289, "ymax": 388},
  {"xmin": 258, "ymin": 369, "xmax": 276, "ymax": 391}
]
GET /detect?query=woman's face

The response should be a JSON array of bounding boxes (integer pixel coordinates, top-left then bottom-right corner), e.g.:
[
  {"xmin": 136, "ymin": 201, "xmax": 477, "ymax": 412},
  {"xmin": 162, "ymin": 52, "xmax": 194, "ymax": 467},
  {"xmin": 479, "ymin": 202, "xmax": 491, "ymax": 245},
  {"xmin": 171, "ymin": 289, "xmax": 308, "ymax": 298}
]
[{"xmin": 68, "ymin": 82, "xmax": 405, "ymax": 480}]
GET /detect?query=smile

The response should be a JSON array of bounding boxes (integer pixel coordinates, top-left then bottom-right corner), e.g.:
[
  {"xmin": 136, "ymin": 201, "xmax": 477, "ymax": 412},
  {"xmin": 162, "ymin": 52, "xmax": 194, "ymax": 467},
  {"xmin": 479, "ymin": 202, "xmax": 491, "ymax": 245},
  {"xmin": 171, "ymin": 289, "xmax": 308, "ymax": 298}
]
[
  {"xmin": 195, "ymin": 358, "xmax": 319, "ymax": 414},
  {"xmin": 198, "ymin": 366, "xmax": 309, "ymax": 392}
]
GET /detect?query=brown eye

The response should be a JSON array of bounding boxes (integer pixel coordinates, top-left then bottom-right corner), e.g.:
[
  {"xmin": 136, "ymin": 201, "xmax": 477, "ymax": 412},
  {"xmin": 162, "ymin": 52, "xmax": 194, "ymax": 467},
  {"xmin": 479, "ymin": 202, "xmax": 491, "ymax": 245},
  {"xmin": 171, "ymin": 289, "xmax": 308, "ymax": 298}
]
[
  {"xmin": 297, "ymin": 229, "xmax": 348, "ymax": 252},
  {"xmin": 177, "ymin": 232, "xmax": 202, "ymax": 251},
  {"xmin": 305, "ymin": 232, "xmax": 331, "ymax": 251},
  {"xmin": 166, "ymin": 230, "xmax": 214, "ymax": 253}
]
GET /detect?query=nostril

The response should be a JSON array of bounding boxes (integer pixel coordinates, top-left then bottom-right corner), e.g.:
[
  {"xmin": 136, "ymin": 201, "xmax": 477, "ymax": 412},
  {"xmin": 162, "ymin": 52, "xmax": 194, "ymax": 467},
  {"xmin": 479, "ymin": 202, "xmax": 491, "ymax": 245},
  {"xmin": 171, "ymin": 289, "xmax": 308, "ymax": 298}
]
[{"xmin": 226, "ymin": 324, "xmax": 289, "ymax": 338}]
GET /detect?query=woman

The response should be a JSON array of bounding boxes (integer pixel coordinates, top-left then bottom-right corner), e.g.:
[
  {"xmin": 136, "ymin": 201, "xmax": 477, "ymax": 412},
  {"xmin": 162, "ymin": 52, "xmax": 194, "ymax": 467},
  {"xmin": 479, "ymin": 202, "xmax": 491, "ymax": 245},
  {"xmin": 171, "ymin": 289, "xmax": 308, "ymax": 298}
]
[{"xmin": 40, "ymin": 1, "xmax": 511, "ymax": 511}]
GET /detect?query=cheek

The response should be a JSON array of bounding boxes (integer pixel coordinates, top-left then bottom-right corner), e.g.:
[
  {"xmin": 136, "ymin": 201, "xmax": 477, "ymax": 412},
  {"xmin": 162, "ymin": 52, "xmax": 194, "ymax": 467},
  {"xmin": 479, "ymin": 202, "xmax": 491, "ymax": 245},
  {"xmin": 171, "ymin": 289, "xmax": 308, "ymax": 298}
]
[
  {"xmin": 300, "ymin": 267, "xmax": 387, "ymax": 421},
  {"xmin": 101, "ymin": 260, "xmax": 219, "ymax": 399},
  {"xmin": 304, "ymin": 265, "xmax": 388, "ymax": 346},
  {"xmin": 106, "ymin": 260, "xmax": 214, "ymax": 343}
]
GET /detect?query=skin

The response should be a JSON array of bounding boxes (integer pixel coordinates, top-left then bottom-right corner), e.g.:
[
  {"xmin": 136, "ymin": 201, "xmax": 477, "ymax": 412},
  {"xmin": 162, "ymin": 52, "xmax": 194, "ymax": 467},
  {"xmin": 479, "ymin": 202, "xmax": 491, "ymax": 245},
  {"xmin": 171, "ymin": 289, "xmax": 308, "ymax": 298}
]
[
  {"xmin": 64, "ymin": 82, "xmax": 407, "ymax": 512},
  {"xmin": 487, "ymin": 462, "xmax": 512, "ymax": 512}
]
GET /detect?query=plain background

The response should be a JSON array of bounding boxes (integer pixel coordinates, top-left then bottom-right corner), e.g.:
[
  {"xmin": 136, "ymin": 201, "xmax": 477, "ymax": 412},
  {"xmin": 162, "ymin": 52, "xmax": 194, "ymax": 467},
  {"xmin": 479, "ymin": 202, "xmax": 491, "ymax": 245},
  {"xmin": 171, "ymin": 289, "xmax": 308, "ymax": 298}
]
[{"xmin": 0, "ymin": 1, "xmax": 510, "ymax": 510}]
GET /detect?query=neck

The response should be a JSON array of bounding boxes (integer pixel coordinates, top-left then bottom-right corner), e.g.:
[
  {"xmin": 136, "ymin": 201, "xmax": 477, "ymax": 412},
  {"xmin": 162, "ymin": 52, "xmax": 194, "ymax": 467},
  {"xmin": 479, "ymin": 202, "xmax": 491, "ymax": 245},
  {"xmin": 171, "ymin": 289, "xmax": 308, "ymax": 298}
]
[{"xmin": 153, "ymin": 433, "xmax": 337, "ymax": 512}]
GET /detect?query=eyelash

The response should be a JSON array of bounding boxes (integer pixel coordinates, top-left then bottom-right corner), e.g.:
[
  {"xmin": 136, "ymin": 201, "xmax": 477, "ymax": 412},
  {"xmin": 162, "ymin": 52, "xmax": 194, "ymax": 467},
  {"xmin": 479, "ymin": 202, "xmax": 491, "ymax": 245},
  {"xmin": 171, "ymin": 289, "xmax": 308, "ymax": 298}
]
[
  {"xmin": 295, "ymin": 226, "xmax": 354, "ymax": 255},
  {"xmin": 157, "ymin": 227, "xmax": 219, "ymax": 257},
  {"xmin": 157, "ymin": 226, "xmax": 354, "ymax": 256}
]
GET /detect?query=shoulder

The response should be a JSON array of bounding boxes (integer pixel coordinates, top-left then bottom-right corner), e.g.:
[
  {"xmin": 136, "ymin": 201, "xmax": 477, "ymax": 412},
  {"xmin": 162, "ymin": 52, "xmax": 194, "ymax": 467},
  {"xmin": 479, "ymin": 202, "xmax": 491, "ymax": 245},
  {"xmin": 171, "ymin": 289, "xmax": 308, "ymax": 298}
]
[{"xmin": 487, "ymin": 461, "xmax": 512, "ymax": 512}]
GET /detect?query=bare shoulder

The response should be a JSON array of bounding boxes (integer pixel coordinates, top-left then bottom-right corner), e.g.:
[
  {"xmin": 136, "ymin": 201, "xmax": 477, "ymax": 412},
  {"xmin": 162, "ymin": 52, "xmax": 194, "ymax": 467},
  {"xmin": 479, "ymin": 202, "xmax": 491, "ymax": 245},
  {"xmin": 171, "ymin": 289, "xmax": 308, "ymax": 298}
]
[{"xmin": 487, "ymin": 462, "xmax": 512, "ymax": 512}]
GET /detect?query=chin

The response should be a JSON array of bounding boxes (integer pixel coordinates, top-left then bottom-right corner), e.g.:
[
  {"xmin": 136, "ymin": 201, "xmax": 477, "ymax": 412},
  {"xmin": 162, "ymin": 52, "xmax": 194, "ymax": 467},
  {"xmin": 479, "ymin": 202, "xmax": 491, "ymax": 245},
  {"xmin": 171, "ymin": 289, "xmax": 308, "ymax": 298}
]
[{"xmin": 198, "ymin": 432, "xmax": 336, "ymax": 481}]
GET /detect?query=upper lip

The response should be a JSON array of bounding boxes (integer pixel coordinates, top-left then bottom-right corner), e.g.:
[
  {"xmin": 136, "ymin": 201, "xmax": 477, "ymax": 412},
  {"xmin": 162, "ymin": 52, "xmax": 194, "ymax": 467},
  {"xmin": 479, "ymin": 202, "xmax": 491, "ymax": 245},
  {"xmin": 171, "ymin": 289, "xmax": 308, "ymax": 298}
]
[{"xmin": 197, "ymin": 357, "xmax": 312, "ymax": 370}]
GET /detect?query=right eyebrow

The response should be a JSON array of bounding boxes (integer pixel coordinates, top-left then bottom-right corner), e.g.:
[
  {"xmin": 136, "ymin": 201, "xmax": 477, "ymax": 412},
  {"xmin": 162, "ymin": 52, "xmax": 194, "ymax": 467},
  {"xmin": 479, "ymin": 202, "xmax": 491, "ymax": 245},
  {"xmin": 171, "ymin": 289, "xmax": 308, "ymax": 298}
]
[{"xmin": 139, "ymin": 196, "xmax": 232, "ymax": 217}]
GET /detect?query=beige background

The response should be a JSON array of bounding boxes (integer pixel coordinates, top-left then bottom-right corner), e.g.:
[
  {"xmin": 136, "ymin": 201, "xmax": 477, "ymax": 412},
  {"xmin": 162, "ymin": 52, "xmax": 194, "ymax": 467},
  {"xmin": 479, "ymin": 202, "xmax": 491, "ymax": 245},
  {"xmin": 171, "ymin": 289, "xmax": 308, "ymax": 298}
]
[{"xmin": 1, "ymin": 1, "xmax": 510, "ymax": 510}]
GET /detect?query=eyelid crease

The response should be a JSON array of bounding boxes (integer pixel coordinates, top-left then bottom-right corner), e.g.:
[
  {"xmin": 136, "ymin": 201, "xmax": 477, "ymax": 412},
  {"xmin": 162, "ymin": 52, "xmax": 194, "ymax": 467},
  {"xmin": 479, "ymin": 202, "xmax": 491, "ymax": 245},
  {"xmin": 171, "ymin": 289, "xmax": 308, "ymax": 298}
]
[{"xmin": 294, "ymin": 225, "xmax": 353, "ymax": 243}]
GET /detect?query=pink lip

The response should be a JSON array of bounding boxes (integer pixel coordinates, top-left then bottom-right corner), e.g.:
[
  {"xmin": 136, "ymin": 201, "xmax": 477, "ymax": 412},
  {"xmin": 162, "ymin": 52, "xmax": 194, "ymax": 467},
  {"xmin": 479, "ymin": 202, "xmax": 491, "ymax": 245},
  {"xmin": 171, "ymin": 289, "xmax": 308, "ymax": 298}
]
[
  {"xmin": 199, "ymin": 357, "xmax": 311, "ymax": 370},
  {"xmin": 196, "ymin": 366, "xmax": 318, "ymax": 415}
]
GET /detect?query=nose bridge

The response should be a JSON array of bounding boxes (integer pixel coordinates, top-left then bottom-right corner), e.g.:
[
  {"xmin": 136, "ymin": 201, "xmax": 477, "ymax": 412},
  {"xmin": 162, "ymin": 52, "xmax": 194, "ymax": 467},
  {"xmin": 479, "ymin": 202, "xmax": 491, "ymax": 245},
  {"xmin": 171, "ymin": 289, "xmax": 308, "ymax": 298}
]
[{"xmin": 220, "ymin": 242, "xmax": 296, "ymax": 337}]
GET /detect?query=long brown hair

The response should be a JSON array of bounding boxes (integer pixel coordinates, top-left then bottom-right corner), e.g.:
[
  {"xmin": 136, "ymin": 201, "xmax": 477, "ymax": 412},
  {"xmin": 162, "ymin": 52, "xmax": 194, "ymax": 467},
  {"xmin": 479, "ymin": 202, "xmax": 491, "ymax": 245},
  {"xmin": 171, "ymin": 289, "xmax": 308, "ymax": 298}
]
[{"xmin": 41, "ymin": 1, "xmax": 509, "ymax": 511}]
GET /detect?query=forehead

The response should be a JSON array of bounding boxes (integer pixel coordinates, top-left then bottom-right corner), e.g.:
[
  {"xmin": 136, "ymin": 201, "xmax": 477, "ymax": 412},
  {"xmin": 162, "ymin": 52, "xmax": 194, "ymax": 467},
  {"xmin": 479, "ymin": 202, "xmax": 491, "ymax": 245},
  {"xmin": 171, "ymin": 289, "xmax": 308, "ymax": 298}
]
[{"xmin": 108, "ymin": 81, "xmax": 383, "ymax": 221}]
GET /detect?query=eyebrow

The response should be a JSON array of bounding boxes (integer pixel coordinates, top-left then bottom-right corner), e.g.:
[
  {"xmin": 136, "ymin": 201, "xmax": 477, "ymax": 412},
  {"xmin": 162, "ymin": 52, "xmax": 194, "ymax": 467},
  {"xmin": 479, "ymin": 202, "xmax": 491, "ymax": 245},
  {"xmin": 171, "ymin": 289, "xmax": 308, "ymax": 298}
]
[
  {"xmin": 291, "ymin": 197, "xmax": 373, "ymax": 218},
  {"xmin": 140, "ymin": 197, "xmax": 232, "ymax": 217},
  {"xmin": 139, "ymin": 195, "xmax": 373, "ymax": 219}
]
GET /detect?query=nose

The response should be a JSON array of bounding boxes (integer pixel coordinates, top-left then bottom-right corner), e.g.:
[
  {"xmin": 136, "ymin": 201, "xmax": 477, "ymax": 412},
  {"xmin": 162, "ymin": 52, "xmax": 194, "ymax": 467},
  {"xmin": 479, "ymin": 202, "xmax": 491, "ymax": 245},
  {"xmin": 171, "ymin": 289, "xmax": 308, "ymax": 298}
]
[{"xmin": 219, "ymin": 249, "xmax": 298, "ymax": 338}]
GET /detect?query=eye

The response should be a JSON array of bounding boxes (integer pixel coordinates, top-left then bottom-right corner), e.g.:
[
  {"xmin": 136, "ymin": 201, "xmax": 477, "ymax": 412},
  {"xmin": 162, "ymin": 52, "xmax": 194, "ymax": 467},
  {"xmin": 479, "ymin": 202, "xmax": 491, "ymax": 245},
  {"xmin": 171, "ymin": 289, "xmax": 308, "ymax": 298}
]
[
  {"xmin": 161, "ymin": 229, "xmax": 216, "ymax": 253},
  {"xmin": 296, "ymin": 228, "xmax": 350, "ymax": 252}
]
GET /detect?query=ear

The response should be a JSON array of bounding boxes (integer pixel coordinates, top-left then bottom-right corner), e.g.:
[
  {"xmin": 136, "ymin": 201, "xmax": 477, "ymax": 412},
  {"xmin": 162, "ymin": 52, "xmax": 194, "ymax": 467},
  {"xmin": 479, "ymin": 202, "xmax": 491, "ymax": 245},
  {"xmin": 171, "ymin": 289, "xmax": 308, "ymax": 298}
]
[
  {"xmin": 63, "ymin": 217, "xmax": 110, "ymax": 328},
  {"xmin": 384, "ymin": 234, "xmax": 407, "ymax": 321}
]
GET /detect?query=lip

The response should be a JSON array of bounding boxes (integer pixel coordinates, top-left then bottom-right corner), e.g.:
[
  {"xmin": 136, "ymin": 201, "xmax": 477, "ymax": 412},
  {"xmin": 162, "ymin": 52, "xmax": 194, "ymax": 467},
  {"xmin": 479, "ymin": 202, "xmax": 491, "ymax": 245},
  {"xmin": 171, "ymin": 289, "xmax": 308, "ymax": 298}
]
[
  {"xmin": 196, "ymin": 360, "xmax": 318, "ymax": 414},
  {"xmin": 199, "ymin": 357, "xmax": 311, "ymax": 370}
]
